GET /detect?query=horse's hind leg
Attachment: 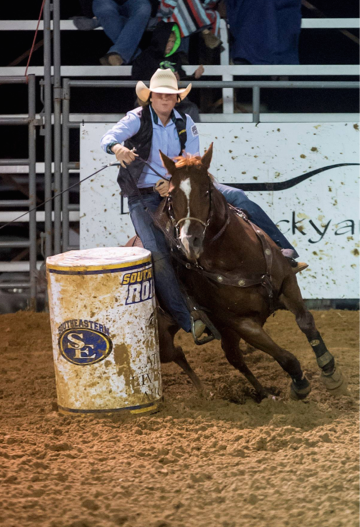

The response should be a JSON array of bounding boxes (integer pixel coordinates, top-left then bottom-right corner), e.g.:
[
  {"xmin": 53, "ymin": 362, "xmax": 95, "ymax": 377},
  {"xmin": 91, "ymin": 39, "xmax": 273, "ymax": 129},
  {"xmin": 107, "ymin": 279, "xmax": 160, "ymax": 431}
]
[
  {"xmin": 221, "ymin": 329, "xmax": 272, "ymax": 400},
  {"xmin": 279, "ymin": 276, "xmax": 347, "ymax": 394},
  {"xmin": 231, "ymin": 318, "xmax": 311, "ymax": 400}
]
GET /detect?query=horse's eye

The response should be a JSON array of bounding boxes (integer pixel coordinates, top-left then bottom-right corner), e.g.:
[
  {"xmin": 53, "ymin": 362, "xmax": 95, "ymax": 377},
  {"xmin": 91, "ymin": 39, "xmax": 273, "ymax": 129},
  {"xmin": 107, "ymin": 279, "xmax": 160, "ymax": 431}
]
[{"xmin": 204, "ymin": 190, "xmax": 209, "ymax": 197}]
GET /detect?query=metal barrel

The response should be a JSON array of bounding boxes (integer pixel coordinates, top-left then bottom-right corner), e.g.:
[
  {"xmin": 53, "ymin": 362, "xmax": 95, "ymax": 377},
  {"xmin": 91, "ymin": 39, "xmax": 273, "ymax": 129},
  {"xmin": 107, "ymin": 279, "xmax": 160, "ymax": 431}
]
[{"xmin": 46, "ymin": 247, "xmax": 162, "ymax": 416}]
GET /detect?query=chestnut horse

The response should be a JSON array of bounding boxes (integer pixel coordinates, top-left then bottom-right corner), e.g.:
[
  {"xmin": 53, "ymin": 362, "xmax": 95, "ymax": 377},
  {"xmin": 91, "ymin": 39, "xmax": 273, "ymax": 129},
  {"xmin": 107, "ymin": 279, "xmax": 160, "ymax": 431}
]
[{"xmin": 148, "ymin": 143, "xmax": 345, "ymax": 400}]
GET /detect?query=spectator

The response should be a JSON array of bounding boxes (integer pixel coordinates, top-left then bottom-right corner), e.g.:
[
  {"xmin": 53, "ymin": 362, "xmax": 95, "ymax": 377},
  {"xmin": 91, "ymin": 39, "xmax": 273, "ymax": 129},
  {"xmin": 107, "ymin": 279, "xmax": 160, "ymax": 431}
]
[
  {"xmin": 131, "ymin": 22, "xmax": 204, "ymax": 121},
  {"xmin": 157, "ymin": 0, "xmax": 222, "ymax": 49},
  {"xmin": 92, "ymin": 0, "xmax": 152, "ymax": 65},
  {"xmin": 225, "ymin": 0, "xmax": 302, "ymax": 65}
]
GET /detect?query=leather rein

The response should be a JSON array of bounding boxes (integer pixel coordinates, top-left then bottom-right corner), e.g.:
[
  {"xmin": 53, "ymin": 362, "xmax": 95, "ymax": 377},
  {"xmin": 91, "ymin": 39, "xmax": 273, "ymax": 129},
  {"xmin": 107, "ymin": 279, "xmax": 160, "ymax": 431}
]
[{"xmin": 166, "ymin": 177, "xmax": 275, "ymax": 311}]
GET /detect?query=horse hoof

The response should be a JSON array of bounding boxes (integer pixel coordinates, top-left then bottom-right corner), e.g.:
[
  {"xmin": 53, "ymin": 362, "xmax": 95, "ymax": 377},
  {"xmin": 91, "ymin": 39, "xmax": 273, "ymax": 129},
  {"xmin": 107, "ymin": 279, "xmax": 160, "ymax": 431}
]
[
  {"xmin": 320, "ymin": 367, "xmax": 348, "ymax": 395},
  {"xmin": 290, "ymin": 377, "xmax": 311, "ymax": 400}
]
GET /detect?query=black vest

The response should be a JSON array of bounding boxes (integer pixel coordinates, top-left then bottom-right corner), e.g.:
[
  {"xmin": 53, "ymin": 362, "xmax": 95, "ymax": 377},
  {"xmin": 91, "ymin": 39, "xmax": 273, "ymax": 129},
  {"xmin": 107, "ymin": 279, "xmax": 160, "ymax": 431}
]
[{"xmin": 117, "ymin": 105, "xmax": 187, "ymax": 197}]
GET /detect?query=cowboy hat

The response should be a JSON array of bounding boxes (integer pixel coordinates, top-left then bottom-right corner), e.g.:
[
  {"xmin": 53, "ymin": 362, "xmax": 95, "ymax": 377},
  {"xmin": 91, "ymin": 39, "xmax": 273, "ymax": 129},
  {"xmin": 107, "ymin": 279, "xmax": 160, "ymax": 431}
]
[{"xmin": 136, "ymin": 68, "xmax": 192, "ymax": 102}]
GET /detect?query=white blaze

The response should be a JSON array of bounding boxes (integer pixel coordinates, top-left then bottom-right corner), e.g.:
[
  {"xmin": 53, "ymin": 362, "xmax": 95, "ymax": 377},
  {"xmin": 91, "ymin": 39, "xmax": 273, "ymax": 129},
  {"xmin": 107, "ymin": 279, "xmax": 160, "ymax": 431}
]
[{"xmin": 179, "ymin": 178, "xmax": 192, "ymax": 252}]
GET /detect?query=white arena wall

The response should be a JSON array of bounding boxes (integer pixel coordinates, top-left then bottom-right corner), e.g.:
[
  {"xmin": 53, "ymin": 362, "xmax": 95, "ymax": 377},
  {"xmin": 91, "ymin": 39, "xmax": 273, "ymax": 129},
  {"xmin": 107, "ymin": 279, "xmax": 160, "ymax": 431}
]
[{"xmin": 80, "ymin": 122, "xmax": 359, "ymax": 299}]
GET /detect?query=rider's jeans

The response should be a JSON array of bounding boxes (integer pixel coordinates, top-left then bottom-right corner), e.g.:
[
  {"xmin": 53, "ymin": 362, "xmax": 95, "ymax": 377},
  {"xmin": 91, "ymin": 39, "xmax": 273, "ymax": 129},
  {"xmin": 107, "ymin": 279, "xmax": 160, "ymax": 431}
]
[
  {"xmin": 92, "ymin": 0, "xmax": 151, "ymax": 64},
  {"xmin": 215, "ymin": 183, "xmax": 299, "ymax": 258},
  {"xmin": 127, "ymin": 193, "xmax": 192, "ymax": 333}
]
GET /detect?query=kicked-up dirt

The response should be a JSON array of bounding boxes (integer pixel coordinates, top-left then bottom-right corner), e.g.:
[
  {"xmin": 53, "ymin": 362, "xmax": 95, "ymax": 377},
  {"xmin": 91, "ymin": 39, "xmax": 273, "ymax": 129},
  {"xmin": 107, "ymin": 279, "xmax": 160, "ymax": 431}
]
[{"xmin": 0, "ymin": 309, "xmax": 359, "ymax": 527}]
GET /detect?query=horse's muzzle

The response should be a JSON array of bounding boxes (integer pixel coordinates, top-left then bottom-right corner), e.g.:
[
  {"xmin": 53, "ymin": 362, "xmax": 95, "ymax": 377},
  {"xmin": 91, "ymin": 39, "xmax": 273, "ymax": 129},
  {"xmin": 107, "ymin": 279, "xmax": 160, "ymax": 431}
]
[{"xmin": 180, "ymin": 231, "xmax": 204, "ymax": 262}]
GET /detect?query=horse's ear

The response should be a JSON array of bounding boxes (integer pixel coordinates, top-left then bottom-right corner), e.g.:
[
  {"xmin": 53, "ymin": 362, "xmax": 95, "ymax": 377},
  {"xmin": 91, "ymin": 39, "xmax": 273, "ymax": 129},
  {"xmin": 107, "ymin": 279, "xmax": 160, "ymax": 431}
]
[
  {"xmin": 201, "ymin": 143, "xmax": 213, "ymax": 169},
  {"xmin": 159, "ymin": 150, "xmax": 176, "ymax": 176}
]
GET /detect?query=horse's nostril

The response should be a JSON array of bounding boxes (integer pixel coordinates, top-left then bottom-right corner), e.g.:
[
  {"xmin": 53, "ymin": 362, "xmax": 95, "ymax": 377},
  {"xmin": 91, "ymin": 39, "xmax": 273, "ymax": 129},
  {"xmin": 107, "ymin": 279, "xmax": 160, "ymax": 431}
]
[{"xmin": 193, "ymin": 237, "xmax": 201, "ymax": 248}]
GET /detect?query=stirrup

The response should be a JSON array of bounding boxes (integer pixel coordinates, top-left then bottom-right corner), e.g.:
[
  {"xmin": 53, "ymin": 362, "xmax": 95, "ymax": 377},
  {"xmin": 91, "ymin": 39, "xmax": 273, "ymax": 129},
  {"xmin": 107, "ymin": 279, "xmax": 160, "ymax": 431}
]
[{"xmin": 190, "ymin": 309, "xmax": 221, "ymax": 346}]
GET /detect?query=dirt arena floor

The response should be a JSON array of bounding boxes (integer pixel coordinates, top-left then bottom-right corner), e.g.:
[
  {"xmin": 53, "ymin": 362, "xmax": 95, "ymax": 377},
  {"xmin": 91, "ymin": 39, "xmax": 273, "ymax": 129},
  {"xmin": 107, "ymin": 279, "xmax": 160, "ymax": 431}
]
[{"xmin": 0, "ymin": 309, "xmax": 359, "ymax": 527}]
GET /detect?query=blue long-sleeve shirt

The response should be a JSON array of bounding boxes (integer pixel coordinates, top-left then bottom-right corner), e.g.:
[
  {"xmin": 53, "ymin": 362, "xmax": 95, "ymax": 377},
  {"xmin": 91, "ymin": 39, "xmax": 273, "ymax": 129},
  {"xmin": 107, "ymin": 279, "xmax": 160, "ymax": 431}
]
[{"xmin": 101, "ymin": 105, "xmax": 200, "ymax": 188}]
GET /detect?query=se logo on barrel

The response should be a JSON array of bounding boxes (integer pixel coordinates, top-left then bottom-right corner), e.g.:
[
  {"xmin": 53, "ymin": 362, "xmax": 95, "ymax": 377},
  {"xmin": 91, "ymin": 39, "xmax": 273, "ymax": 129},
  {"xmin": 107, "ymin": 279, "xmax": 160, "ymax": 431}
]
[{"xmin": 59, "ymin": 328, "xmax": 113, "ymax": 365}]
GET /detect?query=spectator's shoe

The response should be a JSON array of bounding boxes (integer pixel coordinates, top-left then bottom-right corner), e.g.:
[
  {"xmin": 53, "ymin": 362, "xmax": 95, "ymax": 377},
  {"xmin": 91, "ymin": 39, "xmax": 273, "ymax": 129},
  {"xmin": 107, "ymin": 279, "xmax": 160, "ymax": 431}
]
[
  {"xmin": 71, "ymin": 16, "xmax": 100, "ymax": 31},
  {"xmin": 201, "ymin": 29, "xmax": 222, "ymax": 50},
  {"xmin": 100, "ymin": 53, "xmax": 124, "ymax": 66}
]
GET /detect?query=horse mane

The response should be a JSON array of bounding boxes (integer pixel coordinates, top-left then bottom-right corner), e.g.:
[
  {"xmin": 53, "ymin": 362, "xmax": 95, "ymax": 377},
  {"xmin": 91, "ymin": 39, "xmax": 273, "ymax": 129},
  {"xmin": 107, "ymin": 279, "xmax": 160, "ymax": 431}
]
[{"xmin": 173, "ymin": 154, "xmax": 215, "ymax": 181}]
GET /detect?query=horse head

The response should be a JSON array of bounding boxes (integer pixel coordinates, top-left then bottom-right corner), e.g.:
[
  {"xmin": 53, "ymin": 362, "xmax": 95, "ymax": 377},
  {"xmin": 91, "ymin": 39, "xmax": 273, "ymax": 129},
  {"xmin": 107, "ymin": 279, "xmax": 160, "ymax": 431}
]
[{"xmin": 160, "ymin": 143, "xmax": 214, "ymax": 262}]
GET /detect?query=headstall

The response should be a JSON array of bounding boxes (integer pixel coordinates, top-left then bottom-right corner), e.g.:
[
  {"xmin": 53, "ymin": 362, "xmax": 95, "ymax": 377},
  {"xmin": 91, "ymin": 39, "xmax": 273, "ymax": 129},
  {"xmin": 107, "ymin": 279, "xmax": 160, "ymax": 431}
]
[{"xmin": 166, "ymin": 175, "xmax": 230, "ymax": 244}]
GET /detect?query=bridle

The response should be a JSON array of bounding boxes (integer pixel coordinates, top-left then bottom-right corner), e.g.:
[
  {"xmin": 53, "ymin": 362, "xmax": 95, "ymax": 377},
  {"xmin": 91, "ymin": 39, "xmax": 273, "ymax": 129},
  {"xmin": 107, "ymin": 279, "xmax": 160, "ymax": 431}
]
[
  {"xmin": 166, "ymin": 173, "xmax": 213, "ymax": 239},
  {"xmin": 166, "ymin": 173, "xmax": 230, "ymax": 245}
]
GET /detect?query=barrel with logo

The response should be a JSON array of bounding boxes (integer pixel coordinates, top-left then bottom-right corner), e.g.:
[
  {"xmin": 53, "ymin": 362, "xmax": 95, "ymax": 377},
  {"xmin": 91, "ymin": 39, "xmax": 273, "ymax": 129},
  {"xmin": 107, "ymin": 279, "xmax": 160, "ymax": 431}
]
[{"xmin": 46, "ymin": 247, "xmax": 162, "ymax": 416}]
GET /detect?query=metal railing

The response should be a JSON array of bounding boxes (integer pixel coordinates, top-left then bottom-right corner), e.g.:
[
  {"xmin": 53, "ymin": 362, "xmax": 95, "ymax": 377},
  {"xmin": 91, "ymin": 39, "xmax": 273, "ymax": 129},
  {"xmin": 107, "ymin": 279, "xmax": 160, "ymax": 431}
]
[
  {"xmin": 0, "ymin": 75, "xmax": 37, "ymax": 309},
  {"xmin": 1, "ymin": 18, "xmax": 358, "ymax": 30},
  {"xmin": 0, "ymin": 0, "xmax": 359, "ymax": 309}
]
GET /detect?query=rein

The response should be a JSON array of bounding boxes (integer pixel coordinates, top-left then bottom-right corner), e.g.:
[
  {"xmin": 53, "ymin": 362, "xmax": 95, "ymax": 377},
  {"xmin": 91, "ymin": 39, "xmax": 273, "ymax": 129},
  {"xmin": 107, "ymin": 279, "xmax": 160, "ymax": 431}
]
[
  {"xmin": 0, "ymin": 155, "xmax": 170, "ymax": 234},
  {"xmin": 124, "ymin": 159, "xmax": 275, "ymax": 310},
  {"xmin": 124, "ymin": 159, "xmax": 276, "ymax": 311},
  {"xmin": 173, "ymin": 209, "xmax": 275, "ymax": 312},
  {"xmin": 166, "ymin": 179, "xmax": 276, "ymax": 311}
]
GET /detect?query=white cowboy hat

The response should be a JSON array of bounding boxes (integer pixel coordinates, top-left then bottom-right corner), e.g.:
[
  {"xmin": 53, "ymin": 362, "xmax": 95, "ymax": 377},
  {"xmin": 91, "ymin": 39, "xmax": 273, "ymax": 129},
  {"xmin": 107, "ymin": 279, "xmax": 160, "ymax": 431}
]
[{"xmin": 136, "ymin": 68, "xmax": 192, "ymax": 102}]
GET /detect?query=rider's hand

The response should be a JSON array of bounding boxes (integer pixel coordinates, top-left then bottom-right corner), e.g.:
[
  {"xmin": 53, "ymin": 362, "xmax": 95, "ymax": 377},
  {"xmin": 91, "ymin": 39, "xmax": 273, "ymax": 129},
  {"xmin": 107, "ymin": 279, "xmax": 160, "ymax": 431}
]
[
  {"xmin": 154, "ymin": 179, "xmax": 170, "ymax": 197},
  {"xmin": 111, "ymin": 144, "xmax": 138, "ymax": 168}
]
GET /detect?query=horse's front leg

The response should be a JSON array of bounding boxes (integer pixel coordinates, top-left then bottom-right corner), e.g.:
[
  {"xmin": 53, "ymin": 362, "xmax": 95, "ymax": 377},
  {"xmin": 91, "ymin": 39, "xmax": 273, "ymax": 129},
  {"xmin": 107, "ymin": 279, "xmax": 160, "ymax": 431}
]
[
  {"xmin": 221, "ymin": 328, "xmax": 269, "ymax": 400},
  {"xmin": 157, "ymin": 308, "xmax": 203, "ymax": 392},
  {"xmin": 231, "ymin": 317, "xmax": 311, "ymax": 400},
  {"xmin": 279, "ymin": 276, "xmax": 347, "ymax": 395}
]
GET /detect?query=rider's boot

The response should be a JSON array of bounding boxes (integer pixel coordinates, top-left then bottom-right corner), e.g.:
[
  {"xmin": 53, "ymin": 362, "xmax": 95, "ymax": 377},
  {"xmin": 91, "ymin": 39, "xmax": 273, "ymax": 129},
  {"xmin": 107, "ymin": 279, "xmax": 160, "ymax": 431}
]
[
  {"xmin": 190, "ymin": 309, "xmax": 221, "ymax": 345},
  {"xmin": 292, "ymin": 261, "xmax": 309, "ymax": 274},
  {"xmin": 194, "ymin": 319, "xmax": 207, "ymax": 338},
  {"xmin": 286, "ymin": 257, "xmax": 309, "ymax": 274},
  {"xmin": 281, "ymin": 249, "xmax": 309, "ymax": 274}
]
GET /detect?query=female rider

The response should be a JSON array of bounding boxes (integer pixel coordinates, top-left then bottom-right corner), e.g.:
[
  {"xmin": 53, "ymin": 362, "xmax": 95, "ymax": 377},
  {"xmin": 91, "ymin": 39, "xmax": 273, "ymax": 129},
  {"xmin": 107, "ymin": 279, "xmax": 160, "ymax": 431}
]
[{"xmin": 101, "ymin": 68, "xmax": 307, "ymax": 342}]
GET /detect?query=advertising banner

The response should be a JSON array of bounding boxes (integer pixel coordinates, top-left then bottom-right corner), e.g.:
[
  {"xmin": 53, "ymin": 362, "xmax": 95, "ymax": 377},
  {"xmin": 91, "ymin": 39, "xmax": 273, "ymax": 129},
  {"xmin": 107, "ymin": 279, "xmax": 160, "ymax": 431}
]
[{"xmin": 80, "ymin": 122, "xmax": 359, "ymax": 298}]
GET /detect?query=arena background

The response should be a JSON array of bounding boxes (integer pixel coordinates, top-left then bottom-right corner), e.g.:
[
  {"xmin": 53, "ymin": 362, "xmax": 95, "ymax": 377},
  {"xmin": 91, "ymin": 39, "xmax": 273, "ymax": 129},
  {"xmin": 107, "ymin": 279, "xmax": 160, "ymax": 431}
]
[
  {"xmin": 0, "ymin": 3, "xmax": 359, "ymax": 527},
  {"xmin": 0, "ymin": 0, "xmax": 359, "ymax": 311}
]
